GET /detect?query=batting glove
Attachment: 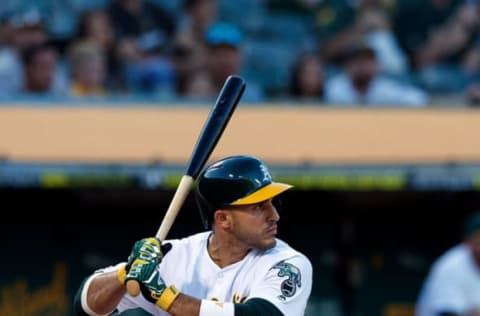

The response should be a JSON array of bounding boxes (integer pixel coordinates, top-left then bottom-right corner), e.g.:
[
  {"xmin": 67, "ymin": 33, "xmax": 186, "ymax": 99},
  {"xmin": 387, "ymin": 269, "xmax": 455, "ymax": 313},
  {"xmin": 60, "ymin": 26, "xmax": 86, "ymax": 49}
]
[
  {"xmin": 117, "ymin": 237, "xmax": 172, "ymax": 285},
  {"xmin": 139, "ymin": 269, "xmax": 179, "ymax": 311}
]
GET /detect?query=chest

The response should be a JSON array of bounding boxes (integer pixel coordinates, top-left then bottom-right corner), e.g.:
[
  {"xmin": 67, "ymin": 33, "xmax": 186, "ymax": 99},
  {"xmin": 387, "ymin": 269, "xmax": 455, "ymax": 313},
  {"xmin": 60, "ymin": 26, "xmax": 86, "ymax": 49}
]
[{"xmin": 160, "ymin": 251, "xmax": 265, "ymax": 303}]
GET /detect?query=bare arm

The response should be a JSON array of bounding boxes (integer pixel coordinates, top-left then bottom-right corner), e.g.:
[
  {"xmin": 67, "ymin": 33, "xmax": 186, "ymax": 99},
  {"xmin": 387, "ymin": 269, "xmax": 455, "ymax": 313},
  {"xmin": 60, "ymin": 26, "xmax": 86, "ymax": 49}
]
[
  {"xmin": 167, "ymin": 294, "xmax": 201, "ymax": 316},
  {"xmin": 85, "ymin": 270, "xmax": 126, "ymax": 315}
]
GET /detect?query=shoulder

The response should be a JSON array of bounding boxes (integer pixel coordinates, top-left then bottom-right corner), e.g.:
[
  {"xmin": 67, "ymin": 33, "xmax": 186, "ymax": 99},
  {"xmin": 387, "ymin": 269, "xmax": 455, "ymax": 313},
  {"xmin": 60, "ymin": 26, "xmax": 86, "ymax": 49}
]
[
  {"xmin": 165, "ymin": 231, "xmax": 210, "ymax": 249},
  {"xmin": 160, "ymin": 232, "xmax": 209, "ymax": 269},
  {"xmin": 325, "ymin": 74, "xmax": 356, "ymax": 103},
  {"xmin": 249, "ymin": 240, "xmax": 313, "ymax": 312},
  {"xmin": 371, "ymin": 77, "xmax": 419, "ymax": 93},
  {"xmin": 370, "ymin": 77, "xmax": 428, "ymax": 105},
  {"xmin": 325, "ymin": 74, "xmax": 350, "ymax": 90},
  {"xmin": 263, "ymin": 239, "xmax": 312, "ymax": 272},
  {"xmin": 431, "ymin": 245, "xmax": 470, "ymax": 276}
]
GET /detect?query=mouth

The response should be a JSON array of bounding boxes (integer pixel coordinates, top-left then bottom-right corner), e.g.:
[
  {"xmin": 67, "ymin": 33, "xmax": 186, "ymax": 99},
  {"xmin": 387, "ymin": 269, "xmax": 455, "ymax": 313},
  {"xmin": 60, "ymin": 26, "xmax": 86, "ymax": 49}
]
[{"xmin": 266, "ymin": 225, "xmax": 277, "ymax": 235}]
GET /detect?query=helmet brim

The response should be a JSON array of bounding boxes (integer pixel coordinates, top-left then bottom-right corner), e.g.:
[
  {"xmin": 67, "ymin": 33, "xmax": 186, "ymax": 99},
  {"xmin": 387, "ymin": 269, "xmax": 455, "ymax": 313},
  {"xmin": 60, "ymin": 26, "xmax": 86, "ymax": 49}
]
[{"xmin": 230, "ymin": 182, "xmax": 293, "ymax": 205}]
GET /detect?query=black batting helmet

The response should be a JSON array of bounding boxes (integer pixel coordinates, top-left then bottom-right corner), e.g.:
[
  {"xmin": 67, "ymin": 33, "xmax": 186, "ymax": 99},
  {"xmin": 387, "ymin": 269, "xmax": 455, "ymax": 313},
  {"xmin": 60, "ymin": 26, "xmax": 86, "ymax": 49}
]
[{"xmin": 195, "ymin": 155, "xmax": 292, "ymax": 229}]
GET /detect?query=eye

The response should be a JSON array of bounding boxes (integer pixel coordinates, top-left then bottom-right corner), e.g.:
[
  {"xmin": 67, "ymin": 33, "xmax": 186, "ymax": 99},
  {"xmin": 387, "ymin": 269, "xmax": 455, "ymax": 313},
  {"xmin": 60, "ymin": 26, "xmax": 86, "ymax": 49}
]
[
  {"xmin": 255, "ymin": 200, "xmax": 272, "ymax": 212},
  {"xmin": 254, "ymin": 203, "xmax": 262, "ymax": 211}
]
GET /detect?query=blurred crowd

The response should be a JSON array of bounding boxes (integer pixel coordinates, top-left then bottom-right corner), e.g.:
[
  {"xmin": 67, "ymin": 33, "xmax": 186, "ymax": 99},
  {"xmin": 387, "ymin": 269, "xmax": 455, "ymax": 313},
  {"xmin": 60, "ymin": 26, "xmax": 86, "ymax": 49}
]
[{"xmin": 2, "ymin": 0, "xmax": 480, "ymax": 106}]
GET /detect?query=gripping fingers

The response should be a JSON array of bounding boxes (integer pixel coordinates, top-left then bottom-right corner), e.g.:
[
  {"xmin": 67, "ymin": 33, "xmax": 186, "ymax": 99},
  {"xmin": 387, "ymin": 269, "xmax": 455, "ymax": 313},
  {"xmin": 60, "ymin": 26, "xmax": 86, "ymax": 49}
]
[{"xmin": 123, "ymin": 238, "xmax": 172, "ymax": 296}]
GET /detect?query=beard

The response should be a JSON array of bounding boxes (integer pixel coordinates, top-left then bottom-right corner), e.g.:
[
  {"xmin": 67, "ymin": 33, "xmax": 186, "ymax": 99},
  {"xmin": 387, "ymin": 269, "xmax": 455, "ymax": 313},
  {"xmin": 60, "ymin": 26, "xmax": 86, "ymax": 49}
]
[
  {"xmin": 233, "ymin": 225, "xmax": 277, "ymax": 251},
  {"xmin": 351, "ymin": 74, "xmax": 373, "ymax": 94}
]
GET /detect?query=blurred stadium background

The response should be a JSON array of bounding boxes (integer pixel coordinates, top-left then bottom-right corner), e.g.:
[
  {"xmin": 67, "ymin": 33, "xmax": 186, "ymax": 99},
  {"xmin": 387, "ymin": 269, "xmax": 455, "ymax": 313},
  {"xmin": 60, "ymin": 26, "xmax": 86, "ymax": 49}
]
[{"xmin": 1, "ymin": 0, "xmax": 480, "ymax": 315}]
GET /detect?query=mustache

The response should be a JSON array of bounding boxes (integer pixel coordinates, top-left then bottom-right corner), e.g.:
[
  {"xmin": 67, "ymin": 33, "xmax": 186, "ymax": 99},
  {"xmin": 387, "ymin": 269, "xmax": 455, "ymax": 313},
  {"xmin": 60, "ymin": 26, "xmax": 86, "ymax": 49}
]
[{"xmin": 265, "ymin": 224, "xmax": 277, "ymax": 231}]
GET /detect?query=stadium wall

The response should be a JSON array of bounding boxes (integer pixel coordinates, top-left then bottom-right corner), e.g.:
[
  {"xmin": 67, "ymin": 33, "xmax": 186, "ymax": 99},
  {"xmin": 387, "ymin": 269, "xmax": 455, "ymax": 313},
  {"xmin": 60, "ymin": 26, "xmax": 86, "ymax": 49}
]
[{"xmin": 0, "ymin": 106, "xmax": 479, "ymax": 163}]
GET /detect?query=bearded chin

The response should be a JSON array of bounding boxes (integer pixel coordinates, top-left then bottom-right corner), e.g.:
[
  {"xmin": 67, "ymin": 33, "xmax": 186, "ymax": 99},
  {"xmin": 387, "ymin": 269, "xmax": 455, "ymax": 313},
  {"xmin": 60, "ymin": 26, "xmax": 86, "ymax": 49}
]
[
  {"xmin": 352, "ymin": 74, "xmax": 373, "ymax": 94},
  {"xmin": 257, "ymin": 238, "xmax": 276, "ymax": 251}
]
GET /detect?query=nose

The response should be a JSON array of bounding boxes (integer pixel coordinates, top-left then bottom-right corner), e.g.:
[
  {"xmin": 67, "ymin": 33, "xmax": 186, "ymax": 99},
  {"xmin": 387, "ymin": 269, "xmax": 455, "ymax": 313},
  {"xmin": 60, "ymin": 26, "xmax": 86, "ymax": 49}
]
[{"xmin": 266, "ymin": 200, "xmax": 280, "ymax": 222}]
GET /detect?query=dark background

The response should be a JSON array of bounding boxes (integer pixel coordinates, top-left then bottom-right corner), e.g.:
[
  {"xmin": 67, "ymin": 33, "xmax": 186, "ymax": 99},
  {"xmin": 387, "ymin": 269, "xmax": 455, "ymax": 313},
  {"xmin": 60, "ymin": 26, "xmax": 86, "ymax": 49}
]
[{"xmin": 1, "ymin": 188, "xmax": 479, "ymax": 316}]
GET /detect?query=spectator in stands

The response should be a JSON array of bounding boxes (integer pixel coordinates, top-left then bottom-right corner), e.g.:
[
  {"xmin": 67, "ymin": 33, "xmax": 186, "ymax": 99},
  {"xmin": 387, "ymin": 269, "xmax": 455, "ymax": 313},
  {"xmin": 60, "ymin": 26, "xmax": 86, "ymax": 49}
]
[
  {"xmin": 416, "ymin": 211, "xmax": 480, "ymax": 316},
  {"xmin": 465, "ymin": 82, "xmax": 480, "ymax": 105},
  {"xmin": 325, "ymin": 43, "xmax": 428, "ymax": 106},
  {"xmin": 0, "ymin": 16, "xmax": 16, "ymax": 96},
  {"xmin": 68, "ymin": 41, "xmax": 107, "ymax": 97},
  {"xmin": 393, "ymin": 0, "xmax": 462, "ymax": 65},
  {"xmin": 393, "ymin": 0, "xmax": 476, "ymax": 93},
  {"xmin": 0, "ymin": 8, "xmax": 49, "ymax": 96},
  {"xmin": 289, "ymin": 53, "xmax": 325, "ymax": 101},
  {"xmin": 108, "ymin": 0, "xmax": 177, "ymax": 96},
  {"xmin": 459, "ymin": 1, "xmax": 480, "ymax": 88},
  {"xmin": 318, "ymin": 0, "xmax": 408, "ymax": 77},
  {"xmin": 75, "ymin": 9, "xmax": 117, "ymax": 90},
  {"xmin": 20, "ymin": 44, "xmax": 63, "ymax": 96},
  {"xmin": 173, "ymin": 0, "xmax": 218, "ymax": 94},
  {"xmin": 108, "ymin": 0, "xmax": 175, "ymax": 41},
  {"xmin": 182, "ymin": 22, "xmax": 264, "ymax": 102},
  {"xmin": 9, "ymin": 9, "xmax": 48, "ymax": 54}
]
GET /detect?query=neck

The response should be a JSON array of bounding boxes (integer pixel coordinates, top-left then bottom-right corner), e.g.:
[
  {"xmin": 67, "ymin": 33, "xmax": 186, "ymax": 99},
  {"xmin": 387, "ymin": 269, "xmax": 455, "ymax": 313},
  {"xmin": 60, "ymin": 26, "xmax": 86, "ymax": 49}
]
[{"xmin": 208, "ymin": 231, "xmax": 251, "ymax": 268}]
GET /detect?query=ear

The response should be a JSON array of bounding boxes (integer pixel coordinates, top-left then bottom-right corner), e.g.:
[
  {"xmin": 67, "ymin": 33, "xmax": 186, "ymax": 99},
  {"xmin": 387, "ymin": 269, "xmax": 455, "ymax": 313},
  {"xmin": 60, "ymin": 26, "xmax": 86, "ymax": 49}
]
[{"xmin": 213, "ymin": 210, "xmax": 232, "ymax": 229}]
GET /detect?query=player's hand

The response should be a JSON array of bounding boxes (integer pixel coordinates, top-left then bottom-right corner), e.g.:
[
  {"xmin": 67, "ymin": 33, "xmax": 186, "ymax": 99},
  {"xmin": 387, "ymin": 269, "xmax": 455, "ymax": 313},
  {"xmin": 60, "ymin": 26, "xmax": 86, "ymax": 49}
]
[
  {"xmin": 117, "ymin": 237, "xmax": 172, "ymax": 285},
  {"xmin": 139, "ymin": 269, "xmax": 179, "ymax": 311}
]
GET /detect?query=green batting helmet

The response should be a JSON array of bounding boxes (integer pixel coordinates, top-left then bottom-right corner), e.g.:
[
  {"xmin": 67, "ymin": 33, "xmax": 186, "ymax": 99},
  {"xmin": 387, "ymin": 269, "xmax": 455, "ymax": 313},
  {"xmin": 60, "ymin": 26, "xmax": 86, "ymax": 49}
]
[{"xmin": 195, "ymin": 155, "xmax": 293, "ymax": 229}]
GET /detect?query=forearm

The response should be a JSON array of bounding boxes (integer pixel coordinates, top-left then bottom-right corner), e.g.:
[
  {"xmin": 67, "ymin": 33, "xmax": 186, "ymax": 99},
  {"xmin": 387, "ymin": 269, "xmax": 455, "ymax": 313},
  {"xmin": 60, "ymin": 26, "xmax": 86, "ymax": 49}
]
[
  {"xmin": 167, "ymin": 293, "xmax": 201, "ymax": 316},
  {"xmin": 85, "ymin": 271, "xmax": 126, "ymax": 315}
]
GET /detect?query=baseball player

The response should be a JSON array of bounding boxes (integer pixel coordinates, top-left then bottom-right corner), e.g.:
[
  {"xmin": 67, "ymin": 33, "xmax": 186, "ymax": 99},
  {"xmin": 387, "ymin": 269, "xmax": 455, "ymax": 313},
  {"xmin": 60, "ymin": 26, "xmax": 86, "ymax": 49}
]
[
  {"xmin": 74, "ymin": 155, "xmax": 313, "ymax": 316},
  {"xmin": 415, "ymin": 212, "xmax": 480, "ymax": 316}
]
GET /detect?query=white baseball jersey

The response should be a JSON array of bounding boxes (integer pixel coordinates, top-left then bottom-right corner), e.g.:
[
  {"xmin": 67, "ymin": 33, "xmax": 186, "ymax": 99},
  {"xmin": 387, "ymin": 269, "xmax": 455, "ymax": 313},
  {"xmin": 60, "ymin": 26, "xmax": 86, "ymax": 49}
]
[
  {"xmin": 416, "ymin": 244, "xmax": 480, "ymax": 316},
  {"xmin": 84, "ymin": 231, "xmax": 312, "ymax": 316}
]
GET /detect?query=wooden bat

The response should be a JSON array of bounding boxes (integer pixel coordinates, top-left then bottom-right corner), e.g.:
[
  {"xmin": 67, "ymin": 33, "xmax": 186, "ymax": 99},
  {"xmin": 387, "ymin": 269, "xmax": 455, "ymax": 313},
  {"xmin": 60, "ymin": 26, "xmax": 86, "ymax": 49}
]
[{"xmin": 126, "ymin": 75, "xmax": 246, "ymax": 296}]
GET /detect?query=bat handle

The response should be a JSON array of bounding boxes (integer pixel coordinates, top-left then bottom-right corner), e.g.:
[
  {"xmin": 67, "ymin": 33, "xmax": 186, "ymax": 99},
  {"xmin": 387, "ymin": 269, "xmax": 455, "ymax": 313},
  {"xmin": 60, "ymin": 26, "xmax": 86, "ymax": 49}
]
[
  {"xmin": 156, "ymin": 175, "xmax": 195, "ymax": 239},
  {"xmin": 126, "ymin": 280, "xmax": 141, "ymax": 297},
  {"xmin": 126, "ymin": 175, "xmax": 195, "ymax": 297}
]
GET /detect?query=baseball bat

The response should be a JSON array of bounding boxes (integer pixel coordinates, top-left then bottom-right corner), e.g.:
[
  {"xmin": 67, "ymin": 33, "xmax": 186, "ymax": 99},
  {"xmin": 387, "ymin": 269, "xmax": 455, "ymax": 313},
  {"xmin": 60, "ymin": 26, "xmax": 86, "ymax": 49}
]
[{"xmin": 126, "ymin": 75, "xmax": 246, "ymax": 296}]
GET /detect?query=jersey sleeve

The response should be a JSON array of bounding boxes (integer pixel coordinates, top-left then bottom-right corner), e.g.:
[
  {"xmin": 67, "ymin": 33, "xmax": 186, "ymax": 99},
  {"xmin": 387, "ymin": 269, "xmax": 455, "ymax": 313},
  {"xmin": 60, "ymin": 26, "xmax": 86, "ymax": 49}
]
[{"xmin": 247, "ymin": 255, "xmax": 313, "ymax": 316}]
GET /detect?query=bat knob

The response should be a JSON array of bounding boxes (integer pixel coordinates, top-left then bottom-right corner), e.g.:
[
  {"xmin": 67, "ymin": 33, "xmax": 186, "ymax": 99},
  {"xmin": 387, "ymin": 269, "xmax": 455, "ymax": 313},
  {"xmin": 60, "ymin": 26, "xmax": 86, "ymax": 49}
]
[{"xmin": 126, "ymin": 279, "xmax": 141, "ymax": 297}]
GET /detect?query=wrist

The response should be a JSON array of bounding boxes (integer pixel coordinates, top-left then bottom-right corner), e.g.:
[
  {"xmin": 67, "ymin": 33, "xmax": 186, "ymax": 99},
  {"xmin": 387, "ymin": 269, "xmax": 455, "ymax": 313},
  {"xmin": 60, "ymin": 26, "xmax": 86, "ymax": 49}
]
[
  {"xmin": 116, "ymin": 264, "xmax": 127, "ymax": 285},
  {"xmin": 199, "ymin": 299, "xmax": 234, "ymax": 316},
  {"xmin": 155, "ymin": 285, "xmax": 180, "ymax": 311}
]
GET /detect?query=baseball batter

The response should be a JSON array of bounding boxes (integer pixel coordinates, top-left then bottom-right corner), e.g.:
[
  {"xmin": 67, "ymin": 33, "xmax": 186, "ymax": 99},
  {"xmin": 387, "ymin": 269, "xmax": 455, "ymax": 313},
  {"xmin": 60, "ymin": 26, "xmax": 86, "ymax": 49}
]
[{"xmin": 74, "ymin": 155, "xmax": 313, "ymax": 316}]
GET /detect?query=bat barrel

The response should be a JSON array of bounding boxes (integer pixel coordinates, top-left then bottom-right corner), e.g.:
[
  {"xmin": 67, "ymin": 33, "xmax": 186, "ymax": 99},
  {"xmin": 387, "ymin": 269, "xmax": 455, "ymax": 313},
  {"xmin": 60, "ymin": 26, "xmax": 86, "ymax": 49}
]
[{"xmin": 185, "ymin": 75, "xmax": 245, "ymax": 178}]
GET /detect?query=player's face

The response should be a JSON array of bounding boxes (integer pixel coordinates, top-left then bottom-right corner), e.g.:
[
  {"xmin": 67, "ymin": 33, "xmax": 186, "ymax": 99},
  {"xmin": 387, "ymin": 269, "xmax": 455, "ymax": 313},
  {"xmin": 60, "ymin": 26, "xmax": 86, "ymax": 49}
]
[{"xmin": 227, "ymin": 199, "xmax": 280, "ymax": 251}]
